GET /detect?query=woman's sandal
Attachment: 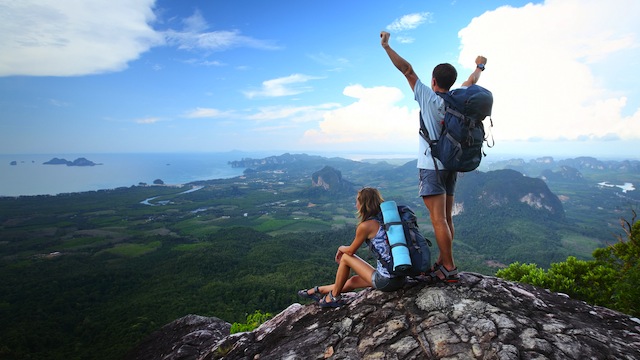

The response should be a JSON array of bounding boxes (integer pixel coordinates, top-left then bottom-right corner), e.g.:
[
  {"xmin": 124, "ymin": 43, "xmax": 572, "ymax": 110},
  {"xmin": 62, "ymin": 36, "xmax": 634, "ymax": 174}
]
[
  {"xmin": 426, "ymin": 264, "xmax": 460, "ymax": 284},
  {"xmin": 319, "ymin": 291, "xmax": 344, "ymax": 308},
  {"xmin": 297, "ymin": 286, "xmax": 322, "ymax": 302}
]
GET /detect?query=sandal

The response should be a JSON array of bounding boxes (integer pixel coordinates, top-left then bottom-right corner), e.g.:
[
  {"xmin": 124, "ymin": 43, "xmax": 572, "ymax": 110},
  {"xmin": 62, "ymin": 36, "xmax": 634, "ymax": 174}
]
[
  {"xmin": 297, "ymin": 286, "xmax": 322, "ymax": 302},
  {"xmin": 426, "ymin": 264, "xmax": 460, "ymax": 284},
  {"xmin": 413, "ymin": 262, "xmax": 440, "ymax": 281},
  {"xmin": 319, "ymin": 291, "xmax": 344, "ymax": 308}
]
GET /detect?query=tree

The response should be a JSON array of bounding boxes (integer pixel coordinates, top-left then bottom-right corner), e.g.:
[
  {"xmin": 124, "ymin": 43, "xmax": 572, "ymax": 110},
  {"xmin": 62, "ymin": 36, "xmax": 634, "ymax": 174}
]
[
  {"xmin": 591, "ymin": 215, "xmax": 639, "ymax": 315},
  {"xmin": 497, "ymin": 214, "xmax": 639, "ymax": 316}
]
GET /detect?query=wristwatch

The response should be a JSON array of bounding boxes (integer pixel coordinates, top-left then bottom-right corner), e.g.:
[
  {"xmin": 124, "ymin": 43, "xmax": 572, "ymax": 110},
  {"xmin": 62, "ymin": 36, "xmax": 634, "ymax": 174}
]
[{"xmin": 477, "ymin": 64, "xmax": 485, "ymax": 71}]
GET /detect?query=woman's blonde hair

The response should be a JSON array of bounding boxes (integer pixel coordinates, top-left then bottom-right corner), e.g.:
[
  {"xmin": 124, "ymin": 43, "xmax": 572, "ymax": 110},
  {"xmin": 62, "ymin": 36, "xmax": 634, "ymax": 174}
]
[{"xmin": 357, "ymin": 187, "xmax": 384, "ymax": 223}]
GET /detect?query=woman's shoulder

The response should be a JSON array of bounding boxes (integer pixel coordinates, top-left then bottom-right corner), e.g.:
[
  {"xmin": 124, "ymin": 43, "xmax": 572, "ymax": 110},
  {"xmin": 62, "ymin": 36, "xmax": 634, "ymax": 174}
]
[
  {"xmin": 359, "ymin": 217, "xmax": 382, "ymax": 237},
  {"xmin": 361, "ymin": 217, "xmax": 380, "ymax": 225},
  {"xmin": 363, "ymin": 213, "xmax": 382, "ymax": 224}
]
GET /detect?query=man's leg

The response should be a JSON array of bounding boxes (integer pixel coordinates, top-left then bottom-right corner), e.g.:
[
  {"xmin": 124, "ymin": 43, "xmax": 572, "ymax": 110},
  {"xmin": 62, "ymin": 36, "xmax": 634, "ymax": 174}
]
[
  {"xmin": 446, "ymin": 194, "xmax": 455, "ymax": 242},
  {"xmin": 423, "ymin": 193, "xmax": 455, "ymax": 276}
]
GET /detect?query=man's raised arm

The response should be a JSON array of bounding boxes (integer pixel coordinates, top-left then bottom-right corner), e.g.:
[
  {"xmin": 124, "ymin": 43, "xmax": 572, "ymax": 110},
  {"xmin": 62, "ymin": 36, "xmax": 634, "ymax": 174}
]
[
  {"xmin": 380, "ymin": 31, "xmax": 418, "ymax": 91},
  {"xmin": 461, "ymin": 56, "xmax": 487, "ymax": 87}
]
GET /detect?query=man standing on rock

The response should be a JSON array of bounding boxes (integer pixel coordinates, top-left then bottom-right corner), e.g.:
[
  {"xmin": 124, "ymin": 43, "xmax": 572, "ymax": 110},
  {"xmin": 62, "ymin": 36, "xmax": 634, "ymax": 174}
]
[{"xmin": 380, "ymin": 31, "xmax": 487, "ymax": 283}]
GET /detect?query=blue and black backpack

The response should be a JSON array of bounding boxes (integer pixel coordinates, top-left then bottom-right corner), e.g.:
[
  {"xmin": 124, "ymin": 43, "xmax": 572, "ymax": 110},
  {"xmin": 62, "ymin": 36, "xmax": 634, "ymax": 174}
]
[
  {"xmin": 420, "ymin": 84, "xmax": 494, "ymax": 172},
  {"xmin": 369, "ymin": 205, "xmax": 432, "ymax": 277}
]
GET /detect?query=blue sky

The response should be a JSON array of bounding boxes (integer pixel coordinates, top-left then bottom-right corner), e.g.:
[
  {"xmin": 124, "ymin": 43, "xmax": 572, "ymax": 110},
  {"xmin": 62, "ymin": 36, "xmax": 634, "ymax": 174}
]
[{"xmin": 1, "ymin": 0, "xmax": 639, "ymax": 159}]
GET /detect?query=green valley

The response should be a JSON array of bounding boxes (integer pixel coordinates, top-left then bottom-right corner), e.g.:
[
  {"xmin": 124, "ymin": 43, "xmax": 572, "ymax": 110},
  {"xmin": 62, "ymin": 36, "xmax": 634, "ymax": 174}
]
[{"xmin": 0, "ymin": 153, "xmax": 638, "ymax": 359}]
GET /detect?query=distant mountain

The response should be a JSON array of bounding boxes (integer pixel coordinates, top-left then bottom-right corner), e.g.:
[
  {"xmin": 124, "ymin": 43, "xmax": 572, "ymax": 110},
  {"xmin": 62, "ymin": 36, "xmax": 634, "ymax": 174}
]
[
  {"xmin": 230, "ymin": 152, "xmax": 398, "ymax": 185},
  {"xmin": 487, "ymin": 156, "xmax": 640, "ymax": 177},
  {"xmin": 559, "ymin": 156, "xmax": 640, "ymax": 172},
  {"xmin": 311, "ymin": 166, "xmax": 356, "ymax": 193},
  {"xmin": 455, "ymin": 169, "xmax": 567, "ymax": 265},
  {"xmin": 540, "ymin": 166, "xmax": 586, "ymax": 182},
  {"xmin": 229, "ymin": 153, "xmax": 352, "ymax": 172},
  {"xmin": 457, "ymin": 169, "xmax": 565, "ymax": 218}
]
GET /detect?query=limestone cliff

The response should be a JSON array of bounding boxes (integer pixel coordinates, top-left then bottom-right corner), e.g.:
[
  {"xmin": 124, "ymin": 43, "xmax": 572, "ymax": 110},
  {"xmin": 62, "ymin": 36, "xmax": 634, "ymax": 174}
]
[
  {"xmin": 125, "ymin": 273, "xmax": 640, "ymax": 360},
  {"xmin": 311, "ymin": 166, "xmax": 356, "ymax": 193}
]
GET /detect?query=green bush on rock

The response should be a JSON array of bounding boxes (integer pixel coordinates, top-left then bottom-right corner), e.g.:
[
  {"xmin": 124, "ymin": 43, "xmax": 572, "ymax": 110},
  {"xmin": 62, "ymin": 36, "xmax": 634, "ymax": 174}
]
[{"xmin": 497, "ymin": 217, "xmax": 639, "ymax": 316}]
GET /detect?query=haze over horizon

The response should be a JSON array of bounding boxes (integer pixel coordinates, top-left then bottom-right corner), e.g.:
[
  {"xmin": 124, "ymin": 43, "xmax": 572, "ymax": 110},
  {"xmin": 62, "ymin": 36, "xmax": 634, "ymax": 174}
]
[{"xmin": 1, "ymin": 0, "xmax": 639, "ymax": 160}]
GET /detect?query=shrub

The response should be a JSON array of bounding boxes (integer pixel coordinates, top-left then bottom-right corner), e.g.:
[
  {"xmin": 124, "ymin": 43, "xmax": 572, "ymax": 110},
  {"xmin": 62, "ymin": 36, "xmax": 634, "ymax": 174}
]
[
  {"xmin": 230, "ymin": 310, "xmax": 273, "ymax": 334},
  {"xmin": 497, "ymin": 215, "xmax": 639, "ymax": 316}
]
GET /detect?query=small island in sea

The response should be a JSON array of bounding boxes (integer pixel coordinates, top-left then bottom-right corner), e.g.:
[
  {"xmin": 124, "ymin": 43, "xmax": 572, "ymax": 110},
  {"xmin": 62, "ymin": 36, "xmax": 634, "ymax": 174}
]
[{"xmin": 43, "ymin": 157, "xmax": 101, "ymax": 166}]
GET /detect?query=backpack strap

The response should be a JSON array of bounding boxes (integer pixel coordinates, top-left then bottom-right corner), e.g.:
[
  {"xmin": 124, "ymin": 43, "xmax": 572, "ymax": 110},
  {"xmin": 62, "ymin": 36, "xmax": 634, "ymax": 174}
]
[
  {"xmin": 418, "ymin": 111, "xmax": 436, "ymax": 147},
  {"xmin": 383, "ymin": 220, "xmax": 402, "ymax": 231},
  {"xmin": 485, "ymin": 117, "xmax": 495, "ymax": 149},
  {"xmin": 419, "ymin": 111, "xmax": 443, "ymax": 181},
  {"xmin": 444, "ymin": 107, "xmax": 464, "ymax": 120}
]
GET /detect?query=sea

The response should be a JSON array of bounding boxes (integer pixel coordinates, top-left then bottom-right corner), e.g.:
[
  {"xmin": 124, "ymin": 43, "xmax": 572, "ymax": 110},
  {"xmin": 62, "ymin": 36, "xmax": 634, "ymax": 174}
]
[{"xmin": 0, "ymin": 153, "xmax": 253, "ymax": 197}]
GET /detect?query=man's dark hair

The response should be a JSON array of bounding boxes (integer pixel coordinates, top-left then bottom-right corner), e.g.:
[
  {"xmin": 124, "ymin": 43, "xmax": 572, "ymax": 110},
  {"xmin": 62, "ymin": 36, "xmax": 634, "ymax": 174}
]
[{"xmin": 432, "ymin": 63, "xmax": 457, "ymax": 90}]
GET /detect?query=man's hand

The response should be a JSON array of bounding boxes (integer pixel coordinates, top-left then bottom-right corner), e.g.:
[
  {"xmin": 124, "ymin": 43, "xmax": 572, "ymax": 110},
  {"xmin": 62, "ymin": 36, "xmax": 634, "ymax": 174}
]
[
  {"xmin": 475, "ymin": 56, "xmax": 487, "ymax": 66},
  {"xmin": 380, "ymin": 31, "xmax": 390, "ymax": 48}
]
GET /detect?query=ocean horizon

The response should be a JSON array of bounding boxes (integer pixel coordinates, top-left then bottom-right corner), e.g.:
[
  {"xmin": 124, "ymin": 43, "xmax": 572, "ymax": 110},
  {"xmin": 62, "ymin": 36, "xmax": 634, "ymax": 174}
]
[
  {"xmin": 4, "ymin": 151, "xmax": 636, "ymax": 197},
  {"xmin": 0, "ymin": 151, "xmax": 422, "ymax": 197},
  {"xmin": 0, "ymin": 153, "xmax": 251, "ymax": 197}
]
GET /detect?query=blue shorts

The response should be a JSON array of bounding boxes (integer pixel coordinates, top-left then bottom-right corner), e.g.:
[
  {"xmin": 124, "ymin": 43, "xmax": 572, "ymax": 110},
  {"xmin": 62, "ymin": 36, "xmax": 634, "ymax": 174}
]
[
  {"xmin": 419, "ymin": 168, "xmax": 457, "ymax": 197},
  {"xmin": 371, "ymin": 271, "xmax": 405, "ymax": 292}
]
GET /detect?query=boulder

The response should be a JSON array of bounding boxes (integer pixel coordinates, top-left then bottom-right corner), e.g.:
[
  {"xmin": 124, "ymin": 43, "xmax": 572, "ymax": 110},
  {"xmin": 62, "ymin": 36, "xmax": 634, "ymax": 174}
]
[
  {"xmin": 129, "ymin": 273, "xmax": 640, "ymax": 360},
  {"xmin": 124, "ymin": 315, "xmax": 231, "ymax": 360}
]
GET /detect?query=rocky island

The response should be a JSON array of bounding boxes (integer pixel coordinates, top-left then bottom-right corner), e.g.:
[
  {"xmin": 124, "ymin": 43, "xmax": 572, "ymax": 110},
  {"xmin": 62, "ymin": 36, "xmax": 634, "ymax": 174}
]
[{"xmin": 43, "ymin": 157, "xmax": 101, "ymax": 166}]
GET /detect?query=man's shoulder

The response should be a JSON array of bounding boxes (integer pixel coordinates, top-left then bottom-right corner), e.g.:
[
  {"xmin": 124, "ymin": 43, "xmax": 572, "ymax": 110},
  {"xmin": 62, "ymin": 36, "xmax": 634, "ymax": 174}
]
[
  {"xmin": 415, "ymin": 78, "xmax": 428, "ymax": 90},
  {"xmin": 414, "ymin": 80, "xmax": 439, "ymax": 102}
]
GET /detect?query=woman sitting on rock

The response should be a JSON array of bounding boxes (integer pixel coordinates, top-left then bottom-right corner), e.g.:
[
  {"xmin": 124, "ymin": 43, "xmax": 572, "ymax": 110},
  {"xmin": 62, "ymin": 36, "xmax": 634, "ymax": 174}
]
[{"xmin": 298, "ymin": 187, "xmax": 406, "ymax": 307}]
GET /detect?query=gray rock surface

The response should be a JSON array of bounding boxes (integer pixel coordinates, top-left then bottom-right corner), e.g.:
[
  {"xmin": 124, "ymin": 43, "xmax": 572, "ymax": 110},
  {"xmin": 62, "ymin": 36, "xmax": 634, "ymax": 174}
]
[
  {"xmin": 128, "ymin": 273, "xmax": 640, "ymax": 360},
  {"xmin": 124, "ymin": 314, "xmax": 231, "ymax": 360}
]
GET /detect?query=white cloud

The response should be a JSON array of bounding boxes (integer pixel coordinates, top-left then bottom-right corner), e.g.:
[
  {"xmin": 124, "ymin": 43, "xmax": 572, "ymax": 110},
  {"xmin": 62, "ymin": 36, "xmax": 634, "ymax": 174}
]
[
  {"xmin": 0, "ymin": 0, "xmax": 161, "ymax": 76},
  {"xmin": 184, "ymin": 58, "xmax": 226, "ymax": 67},
  {"xmin": 165, "ymin": 28, "xmax": 277, "ymax": 52},
  {"xmin": 244, "ymin": 74, "xmax": 324, "ymax": 98},
  {"xmin": 135, "ymin": 117, "xmax": 161, "ymax": 124},
  {"xmin": 307, "ymin": 52, "xmax": 350, "ymax": 71},
  {"xmin": 183, "ymin": 107, "xmax": 229, "ymax": 119},
  {"xmin": 248, "ymin": 103, "xmax": 340, "ymax": 123},
  {"xmin": 396, "ymin": 36, "xmax": 415, "ymax": 44},
  {"xmin": 48, "ymin": 99, "xmax": 69, "ymax": 107},
  {"xmin": 386, "ymin": 12, "xmax": 432, "ymax": 32},
  {"xmin": 303, "ymin": 85, "xmax": 416, "ymax": 149},
  {"xmin": 457, "ymin": 0, "xmax": 640, "ymax": 142},
  {"xmin": 0, "ymin": 4, "xmax": 279, "ymax": 77},
  {"xmin": 164, "ymin": 10, "xmax": 279, "ymax": 52}
]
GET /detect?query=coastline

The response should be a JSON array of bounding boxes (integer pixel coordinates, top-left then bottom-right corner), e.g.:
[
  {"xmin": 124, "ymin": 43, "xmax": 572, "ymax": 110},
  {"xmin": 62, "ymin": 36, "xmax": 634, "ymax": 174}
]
[{"xmin": 0, "ymin": 153, "xmax": 247, "ymax": 197}]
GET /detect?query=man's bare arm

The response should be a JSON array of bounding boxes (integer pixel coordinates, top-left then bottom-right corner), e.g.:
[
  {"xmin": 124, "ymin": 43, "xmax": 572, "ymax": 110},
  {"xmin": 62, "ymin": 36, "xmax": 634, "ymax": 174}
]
[
  {"xmin": 461, "ymin": 56, "xmax": 487, "ymax": 87},
  {"xmin": 380, "ymin": 31, "xmax": 418, "ymax": 91}
]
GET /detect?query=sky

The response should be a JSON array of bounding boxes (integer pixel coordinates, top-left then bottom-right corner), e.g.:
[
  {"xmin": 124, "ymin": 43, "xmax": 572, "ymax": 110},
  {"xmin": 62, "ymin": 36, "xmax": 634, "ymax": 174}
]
[{"xmin": 1, "ymin": 0, "xmax": 639, "ymax": 160}]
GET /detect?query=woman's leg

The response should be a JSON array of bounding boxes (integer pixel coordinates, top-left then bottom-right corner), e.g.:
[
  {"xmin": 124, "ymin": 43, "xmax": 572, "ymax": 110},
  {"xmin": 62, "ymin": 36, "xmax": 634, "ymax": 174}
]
[
  {"xmin": 312, "ymin": 254, "xmax": 375, "ymax": 299},
  {"xmin": 322, "ymin": 254, "xmax": 375, "ymax": 299}
]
